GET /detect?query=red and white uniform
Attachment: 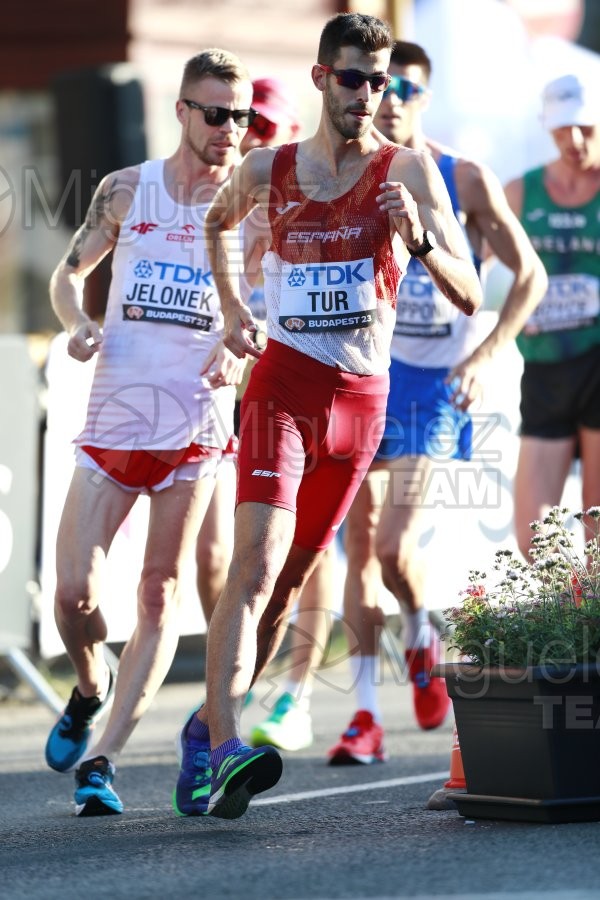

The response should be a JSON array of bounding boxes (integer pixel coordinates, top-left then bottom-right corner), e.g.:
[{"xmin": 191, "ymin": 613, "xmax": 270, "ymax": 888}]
[
  {"xmin": 237, "ymin": 144, "xmax": 403, "ymax": 548},
  {"xmin": 262, "ymin": 143, "xmax": 401, "ymax": 375},
  {"xmin": 77, "ymin": 159, "xmax": 235, "ymax": 457}
]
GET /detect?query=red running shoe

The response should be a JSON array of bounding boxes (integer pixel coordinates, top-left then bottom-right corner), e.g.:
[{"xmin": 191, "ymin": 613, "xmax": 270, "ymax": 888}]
[
  {"xmin": 327, "ymin": 710, "xmax": 387, "ymax": 765},
  {"xmin": 405, "ymin": 638, "xmax": 451, "ymax": 730}
]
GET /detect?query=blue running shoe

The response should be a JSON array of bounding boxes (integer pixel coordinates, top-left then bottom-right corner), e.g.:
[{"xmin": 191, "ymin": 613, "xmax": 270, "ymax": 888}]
[
  {"xmin": 74, "ymin": 755, "xmax": 123, "ymax": 816},
  {"xmin": 172, "ymin": 712, "xmax": 212, "ymax": 817},
  {"xmin": 208, "ymin": 744, "xmax": 283, "ymax": 820},
  {"xmin": 45, "ymin": 669, "xmax": 115, "ymax": 772}
]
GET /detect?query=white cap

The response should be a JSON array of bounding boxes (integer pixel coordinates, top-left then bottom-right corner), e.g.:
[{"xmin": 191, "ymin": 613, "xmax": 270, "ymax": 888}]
[{"xmin": 541, "ymin": 74, "xmax": 600, "ymax": 131}]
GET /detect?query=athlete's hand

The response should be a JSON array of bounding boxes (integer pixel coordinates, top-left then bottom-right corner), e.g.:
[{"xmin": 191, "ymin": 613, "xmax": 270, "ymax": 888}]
[
  {"xmin": 223, "ymin": 300, "xmax": 263, "ymax": 361},
  {"xmin": 377, "ymin": 181, "xmax": 425, "ymax": 250},
  {"xmin": 67, "ymin": 321, "xmax": 103, "ymax": 362},
  {"xmin": 445, "ymin": 359, "xmax": 484, "ymax": 412},
  {"xmin": 201, "ymin": 341, "xmax": 247, "ymax": 388}
]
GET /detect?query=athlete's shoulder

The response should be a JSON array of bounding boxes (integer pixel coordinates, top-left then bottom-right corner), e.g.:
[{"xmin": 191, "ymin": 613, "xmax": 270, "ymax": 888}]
[
  {"xmin": 87, "ymin": 165, "xmax": 141, "ymax": 226},
  {"xmin": 243, "ymin": 144, "xmax": 283, "ymax": 177},
  {"xmin": 389, "ymin": 146, "xmax": 445, "ymax": 201},
  {"xmin": 388, "ymin": 142, "xmax": 428, "ymax": 173},
  {"xmin": 106, "ymin": 163, "xmax": 143, "ymax": 193}
]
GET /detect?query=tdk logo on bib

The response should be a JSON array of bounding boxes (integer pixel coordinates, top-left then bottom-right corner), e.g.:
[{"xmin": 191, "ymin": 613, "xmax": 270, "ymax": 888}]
[
  {"xmin": 287, "ymin": 268, "xmax": 306, "ymax": 288},
  {"xmin": 135, "ymin": 260, "xmax": 153, "ymax": 278},
  {"xmin": 286, "ymin": 263, "xmax": 367, "ymax": 289},
  {"xmin": 279, "ymin": 258, "xmax": 377, "ymax": 333},
  {"xmin": 132, "ymin": 260, "xmax": 213, "ymax": 286}
]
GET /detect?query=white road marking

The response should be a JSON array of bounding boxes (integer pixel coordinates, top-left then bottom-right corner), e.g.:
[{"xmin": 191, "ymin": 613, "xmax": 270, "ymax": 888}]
[{"xmin": 252, "ymin": 770, "xmax": 449, "ymax": 806}]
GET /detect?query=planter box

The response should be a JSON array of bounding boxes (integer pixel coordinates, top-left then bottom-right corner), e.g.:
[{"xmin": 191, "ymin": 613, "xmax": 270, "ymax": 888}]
[{"xmin": 433, "ymin": 662, "xmax": 600, "ymax": 823}]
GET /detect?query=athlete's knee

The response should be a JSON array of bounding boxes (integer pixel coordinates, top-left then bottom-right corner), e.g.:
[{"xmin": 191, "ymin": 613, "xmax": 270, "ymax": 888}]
[
  {"xmin": 375, "ymin": 531, "xmax": 411, "ymax": 589},
  {"xmin": 225, "ymin": 550, "xmax": 281, "ymax": 603},
  {"xmin": 54, "ymin": 572, "xmax": 97, "ymax": 619},
  {"xmin": 137, "ymin": 568, "xmax": 179, "ymax": 625},
  {"xmin": 197, "ymin": 536, "xmax": 230, "ymax": 582}
]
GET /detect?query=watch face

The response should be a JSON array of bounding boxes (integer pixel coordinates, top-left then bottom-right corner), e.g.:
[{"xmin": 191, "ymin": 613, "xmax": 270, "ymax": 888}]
[{"xmin": 253, "ymin": 328, "xmax": 268, "ymax": 350}]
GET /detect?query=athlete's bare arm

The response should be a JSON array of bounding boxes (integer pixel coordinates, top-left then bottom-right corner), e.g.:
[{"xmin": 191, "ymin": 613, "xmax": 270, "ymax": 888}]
[
  {"xmin": 450, "ymin": 164, "xmax": 547, "ymax": 392},
  {"xmin": 441, "ymin": 166, "xmax": 547, "ymax": 409},
  {"xmin": 240, "ymin": 207, "xmax": 271, "ymax": 302},
  {"xmin": 503, "ymin": 176, "xmax": 524, "ymax": 219},
  {"xmin": 205, "ymin": 147, "xmax": 276, "ymax": 359},
  {"xmin": 50, "ymin": 167, "xmax": 139, "ymax": 361},
  {"xmin": 380, "ymin": 149, "xmax": 482, "ymax": 316}
]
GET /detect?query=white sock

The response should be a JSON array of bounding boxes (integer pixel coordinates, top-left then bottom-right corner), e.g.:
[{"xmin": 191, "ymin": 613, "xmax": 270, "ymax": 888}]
[
  {"xmin": 97, "ymin": 666, "xmax": 111, "ymax": 703},
  {"xmin": 284, "ymin": 679, "xmax": 312, "ymax": 712},
  {"xmin": 349, "ymin": 654, "xmax": 382, "ymax": 723},
  {"xmin": 404, "ymin": 608, "xmax": 432, "ymax": 650}
]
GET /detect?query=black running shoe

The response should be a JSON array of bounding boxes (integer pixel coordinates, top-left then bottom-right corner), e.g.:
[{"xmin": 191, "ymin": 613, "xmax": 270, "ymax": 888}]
[
  {"xmin": 208, "ymin": 744, "xmax": 282, "ymax": 819},
  {"xmin": 45, "ymin": 669, "xmax": 115, "ymax": 772}
]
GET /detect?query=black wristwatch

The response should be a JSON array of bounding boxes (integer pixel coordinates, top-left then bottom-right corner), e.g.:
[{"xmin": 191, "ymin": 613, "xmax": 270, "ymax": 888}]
[{"xmin": 407, "ymin": 230, "xmax": 437, "ymax": 258}]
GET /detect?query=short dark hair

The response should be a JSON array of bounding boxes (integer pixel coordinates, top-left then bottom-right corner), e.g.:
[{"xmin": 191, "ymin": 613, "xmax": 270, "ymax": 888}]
[
  {"xmin": 317, "ymin": 13, "xmax": 393, "ymax": 66},
  {"xmin": 390, "ymin": 40, "xmax": 432, "ymax": 82},
  {"xmin": 179, "ymin": 48, "xmax": 250, "ymax": 97}
]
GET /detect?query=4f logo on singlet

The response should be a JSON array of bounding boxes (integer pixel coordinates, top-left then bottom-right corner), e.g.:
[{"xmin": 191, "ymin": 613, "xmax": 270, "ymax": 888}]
[
  {"xmin": 278, "ymin": 258, "xmax": 377, "ymax": 333},
  {"xmin": 131, "ymin": 222, "xmax": 158, "ymax": 234}
]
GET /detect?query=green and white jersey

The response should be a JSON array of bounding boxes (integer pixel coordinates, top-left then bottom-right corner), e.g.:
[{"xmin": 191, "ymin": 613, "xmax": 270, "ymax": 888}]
[{"xmin": 517, "ymin": 166, "xmax": 600, "ymax": 363}]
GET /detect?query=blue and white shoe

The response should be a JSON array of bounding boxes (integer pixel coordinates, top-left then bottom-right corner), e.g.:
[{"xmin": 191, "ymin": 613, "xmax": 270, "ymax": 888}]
[
  {"xmin": 172, "ymin": 711, "xmax": 212, "ymax": 817},
  {"xmin": 74, "ymin": 755, "xmax": 123, "ymax": 816},
  {"xmin": 45, "ymin": 669, "xmax": 115, "ymax": 772},
  {"xmin": 208, "ymin": 744, "xmax": 283, "ymax": 820},
  {"xmin": 250, "ymin": 692, "xmax": 313, "ymax": 751}
]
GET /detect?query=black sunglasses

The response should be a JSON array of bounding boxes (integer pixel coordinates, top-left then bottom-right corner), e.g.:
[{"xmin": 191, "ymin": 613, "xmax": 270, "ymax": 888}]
[
  {"xmin": 383, "ymin": 75, "xmax": 426, "ymax": 102},
  {"xmin": 182, "ymin": 99, "xmax": 257, "ymax": 128},
  {"xmin": 318, "ymin": 65, "xmax": 392, "ymax": 93}
]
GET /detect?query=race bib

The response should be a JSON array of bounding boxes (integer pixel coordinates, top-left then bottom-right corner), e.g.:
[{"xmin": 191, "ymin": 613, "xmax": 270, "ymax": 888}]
[
  {"xmin": 394, "ymin": 273, "xmax": 457, "ymax": 338},
  {"xmin": 278, "ymin": 258, "xmax": 377, "ymax": 333},
  {"xmin": 122, "ymin": 257, "xmax": 216, "ymax": 331},
  {"xmin": 524, "ymin": 274, "xmax": 600, "ymax": 334}
]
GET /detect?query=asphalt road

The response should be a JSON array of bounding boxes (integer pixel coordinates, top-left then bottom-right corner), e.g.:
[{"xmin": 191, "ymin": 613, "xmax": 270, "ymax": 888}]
[{"xmin": 2, "ymin": 660, "xmax": 600, "ymax": 900}]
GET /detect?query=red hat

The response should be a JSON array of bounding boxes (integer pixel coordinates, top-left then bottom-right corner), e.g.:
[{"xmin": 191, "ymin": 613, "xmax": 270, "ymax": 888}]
[{"xmin": 251, "ymin": 77, "xmax": 300, "ymax": 127}]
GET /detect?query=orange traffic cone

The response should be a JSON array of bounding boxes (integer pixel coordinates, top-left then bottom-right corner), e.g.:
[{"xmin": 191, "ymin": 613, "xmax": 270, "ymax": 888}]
[
  {"xmin": 444, "ymin": 723, "xmax": 466, "ymax": 789},
  {"xmin": 426, "ymin": 723, "xmax": 466, "ymax": 809}
]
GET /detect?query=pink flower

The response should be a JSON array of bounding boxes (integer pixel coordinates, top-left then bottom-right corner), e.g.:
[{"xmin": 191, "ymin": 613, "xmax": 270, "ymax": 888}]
[{"xmin": 465, "ymin": 584, "xmax": 487, "ymax": 598}]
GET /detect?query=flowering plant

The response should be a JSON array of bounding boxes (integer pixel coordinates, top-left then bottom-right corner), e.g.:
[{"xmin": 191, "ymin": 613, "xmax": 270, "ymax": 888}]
[{"xmin": 443, "ymin": 507, "xmax": 600, "ymax": 668}]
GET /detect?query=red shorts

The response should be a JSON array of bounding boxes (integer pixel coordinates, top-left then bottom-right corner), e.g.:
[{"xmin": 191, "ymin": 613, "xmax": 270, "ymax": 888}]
[
  {"xmin": 80, "ymin": 441, "xmax": 229, "ymax": 491},
  {"xmin": 237, "ymin": 340, "xmax": 389, "ymax": 550}
]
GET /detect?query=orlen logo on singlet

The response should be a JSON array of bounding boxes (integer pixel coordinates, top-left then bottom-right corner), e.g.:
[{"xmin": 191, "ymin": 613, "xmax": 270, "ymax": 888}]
[{"xmin": 167, "ymin": 224, "xmax": 196, "ymax": 243}]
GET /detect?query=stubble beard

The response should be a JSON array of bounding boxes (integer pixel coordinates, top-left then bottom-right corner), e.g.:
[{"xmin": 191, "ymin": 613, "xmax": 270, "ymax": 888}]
[
  {"xmin": 325, "ymin": 85, "xmax": 370, "ymax": 141},
  {"xmin": 187, "ymin": 131, "xmax": 231, "ymax": 168}
]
